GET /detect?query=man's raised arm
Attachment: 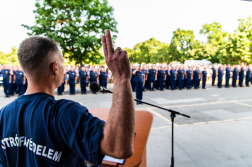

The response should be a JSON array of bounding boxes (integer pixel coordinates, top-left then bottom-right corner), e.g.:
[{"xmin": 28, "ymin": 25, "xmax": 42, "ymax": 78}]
[{"xmin": 99, "ymin": 30, "xmax": 135, "ymax": 159}]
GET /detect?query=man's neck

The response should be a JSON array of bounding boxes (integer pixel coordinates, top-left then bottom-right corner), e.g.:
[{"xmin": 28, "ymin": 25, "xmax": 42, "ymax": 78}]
[{"xmin": 25, "ymin": 79, "xmax": 55, "ymax": 96}]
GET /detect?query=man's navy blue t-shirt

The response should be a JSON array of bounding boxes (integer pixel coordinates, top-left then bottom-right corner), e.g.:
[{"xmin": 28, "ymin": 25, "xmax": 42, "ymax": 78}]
[{"xmin": 0, "ymin": 93, "xmax": 105, "ymax": 167}]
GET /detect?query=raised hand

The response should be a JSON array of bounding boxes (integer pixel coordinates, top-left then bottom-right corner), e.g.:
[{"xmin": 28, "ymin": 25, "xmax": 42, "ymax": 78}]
[{"xmin": 101, "ymin": 30, "xmax": 131, "ymax": 81}]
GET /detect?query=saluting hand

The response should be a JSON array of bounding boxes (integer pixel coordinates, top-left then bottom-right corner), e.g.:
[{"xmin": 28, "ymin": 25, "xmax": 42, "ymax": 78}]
[{"xmin": 101, "ymin": 30, "xmax": 131, "ymax": 81}]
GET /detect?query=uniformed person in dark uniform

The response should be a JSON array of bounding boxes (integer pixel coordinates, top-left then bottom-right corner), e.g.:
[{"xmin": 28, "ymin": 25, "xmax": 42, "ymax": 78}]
[
  {"xmin": 66, "ymin": 66, "xmax": 77, "ymax": 95},
  {"xmin": 145, "ymin": 66, "xmax": 150, "ymax": 90},
  {"xmin": 57, "ymin": 72, "xmax": 66, "ymax": 96},
  {"xmin": 133, "ymin": 65, "xmax": 145, "ymax": 105},
  {"xmin": 246, "ymin": 65, "xmax": 251, "ymax": 87},
  {"xmin": 175, "ymin": 66, "xmax": 179, "ymax": 89},
  {"xmin": 148, "ymin": 65, "xmax": 157, "ymax": 91},
  {"xmin": 157, "ymin": 66, "xmax": 166, "ymax": 91},
  {"xmin": 217, "ymin": 66, "xmax": 224, "ymax": 88},
  {"xmin": 177, "ymin": 66, "xmax": 184, "ymax": 90},
  {"xmin": 193, "ymin": 67, "xmax": 200, "ymax": 89},
  {"xmin": 156, "ymin": 66, "xmax": 160, "ymax": 90},
  {"xmin": 191, "ymin": 66, "xmax": 195, "ymax": 87},
  {"xmin": 79, "ymin": 66, "xmax": 88, "ymax": 94},
  {"xmin": 131, "ymin": 65, "xmax": 136, "ymax": 92},
  {"xmin": 15, "ymin": 66, "xmax": 25, "ymax": 96},
  {"xmin": 225, "ymin": 64, "xmax": 231, "ymax": 87},
  {"xmin": 183, "ymin": 66, "xmax": 187, "ymax": 88},
  {"xmin": 186, "ymin": 67, "xmax": 193, "ymax": 89},
  {"xmin": 90, "ymin": 67, "xmax": 99, "ymax": 94},
  {"xmin": 201, "ymin": 66, "xmax": 207, "ymax": 89},
  {"xmin": 239, "ymin": 65, "xmax": 245, "ymax": 87},
  {"xmin": 62, "ymin": 66, "xmax": 67, "ymax": 93},
  {"xmin": 232, "ymin": 65, "xmax": 238, "ymax": 87},
  {"xmin": 165, "ymin": 65, "xmax": 170, "ymax": 89},
  {"xmin": 99, "ymin": 67, "xmax": 102, "ymax": 87},
  {"xmin": 211, "ymin": 65, "xmax": 217, "ymax": 86},
  {"xmin": 141, "ymin": 65, "xmax": 148, "ymax": 91},
  {"xmin": 14, "ymin": 66, "xmax": 19, "ymax": 94},
  {"xmin": 170, "ymin": 66, "xmax": 176, "ymax": 90},
  {"xmin": 0, "ymin": 65, "xmax": 12, "ymax": 97},
  {"xmin": 100, "ymin": 67, "xmax": 108, "ymax": 88},
  {"xmin": 10, "ymin": 66, "xmax": 16, "ymax": 95}
]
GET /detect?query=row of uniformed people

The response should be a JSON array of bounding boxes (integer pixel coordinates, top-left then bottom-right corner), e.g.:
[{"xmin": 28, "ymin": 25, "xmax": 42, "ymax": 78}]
[
  {"xmin": 211, "ymin": 65, "xmax": 252, "ymax": 88},
  {"xmin": 131, "ymin": 64, "xmax": 209, "ymax": 93},
  {"xmin": 0, "ymin": 65, "xmax": 27, "ymax": 97},
  {"xmin": 57, "ymin": 66, "xmax": 109, "ymax": 95}
]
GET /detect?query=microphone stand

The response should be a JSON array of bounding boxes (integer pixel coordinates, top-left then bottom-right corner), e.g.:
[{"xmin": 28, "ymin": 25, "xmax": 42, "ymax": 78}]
[{"xmin": 98, "ymin": 88, "xmax": 190, "ymax": 167}]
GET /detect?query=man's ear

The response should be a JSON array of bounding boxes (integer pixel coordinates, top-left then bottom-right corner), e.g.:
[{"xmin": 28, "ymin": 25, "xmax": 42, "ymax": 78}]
[{"xmin": 52, "ymin": 62, "xmax": 59, "ymax": 75}]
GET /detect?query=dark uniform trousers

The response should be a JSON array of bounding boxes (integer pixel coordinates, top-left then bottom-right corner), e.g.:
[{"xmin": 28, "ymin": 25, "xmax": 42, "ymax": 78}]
[
  {"xmin": 16, "ymin": 81, "xmax": 24, "ymax": 95},
  {"xmin": 145, "ymin": 77, "xmax": 149, "ymax": 90},
  {"xmin": 170, "ymin": 77, "xmax": 176, "ymax": 90},
  {"xmin": 246, "ymin": 76, "xmax": 250, "ymax": 86},
  {"xmin": 136, "ymin": 82, "xmax": 143, "ymax": 101},
  {"xmin": 193, "ymin": 71, "xmax": 200, "ymax": 89},
  {"xmin": 246, "ymin": 72, "xmax": 251, "ymax": 86},
  {"xmin": 57, "ymin": 82, "xmax": 64, "ymax": 95},
  {"xmin": 202, "ymin": 77, "xmax": 207, "ymax": 89},
  {"xmin": 10, "ymin": 77, "xmax": 15, "ymax": 95},
  {"xmin": 80, "ymin": 79, "xmax": 87, "ymax": 94},
  {"xmin": 131, "ymin": 77, "xmax": 136, "ymax": 91},
  {"xmin": 218, "ymin": 73, "xmax": 223, "ymax": 88},
  {"xmin": 159, "ymin": 78, "xmax": 165, "ymax": 90},
  {"xmin": 232, "ymin": 76, "xmax": 237, "ymax": 87},
  {"xmin": 202, "ymin": 71, "xmax": 207, "ymax": 89},
  {"xmin": 102, "ymin": 79, "xmax": 107, "ymax": 88},
  {"xmin": 143, "ymin": 78, "xmax": 146, "ymax": 91},
  {"xmin": 3, "ymin": 79, "xmax": 11, "ymax": 96},
  {"xmin": 69, "ymin": 80, "xmax": 76, "ymax": 94},
  {"xmin": 225, "ymin": 75, "xmax": 230, "ymax": 87},
  {"xmin": 212, "ymin": 74, "xmax": 216, "ymax": 86},
  {"xmin": 194, "ymin": 78, "xmax": 199, "ymax": 88},
  {"xmin": 183, "ymin": 77, "xmax": 187, "ymax": 88},
  {"xmin": 239, "ymin": 71, "xmax": 244, "ymax": 86},
  {"xmin": 149, "ymin": 77, "xmax": 155, "ymax": 91},
  {"xmin": 155, "ymin": 78, "xmax": 159, "ymax": 90},
  {"xmin": 186, "ymin": 77, "xmax": 191, "ymax": 89},
  {"xmin": 165, "ymin": 75, "xmax": 170, "ymax": 89},
  {"xmin": 178, "ymin": 76, "xmax": 183, "ymax": 89}
]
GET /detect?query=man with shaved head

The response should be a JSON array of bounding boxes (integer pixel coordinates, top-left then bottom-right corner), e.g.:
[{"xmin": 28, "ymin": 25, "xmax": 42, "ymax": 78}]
[{"xmin": 0, "ymin": 30, "xmax": 135, "ymax": 167}]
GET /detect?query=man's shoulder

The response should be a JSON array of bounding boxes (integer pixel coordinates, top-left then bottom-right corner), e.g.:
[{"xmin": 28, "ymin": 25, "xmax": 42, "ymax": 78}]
[{"xmin": 55, "ymin": 99, "xmax": 88, "ymax": 116}]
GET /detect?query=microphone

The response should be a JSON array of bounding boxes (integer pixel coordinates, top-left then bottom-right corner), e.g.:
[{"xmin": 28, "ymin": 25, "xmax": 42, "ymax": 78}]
[{"xmin": 90, "ymin": 82, "xmax": 112, "ymax": 93}]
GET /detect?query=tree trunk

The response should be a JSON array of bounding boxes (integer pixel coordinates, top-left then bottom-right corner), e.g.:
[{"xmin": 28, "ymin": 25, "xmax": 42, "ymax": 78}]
[{"xmin": 79, "ymin": 59, "xmax": 83, "ymax": 67}]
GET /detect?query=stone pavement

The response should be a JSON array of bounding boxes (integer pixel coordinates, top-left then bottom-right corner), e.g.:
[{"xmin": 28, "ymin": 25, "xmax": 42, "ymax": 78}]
[{"xmin": 1, "ymin": 83, "xmax": 252, "ymax": 167}]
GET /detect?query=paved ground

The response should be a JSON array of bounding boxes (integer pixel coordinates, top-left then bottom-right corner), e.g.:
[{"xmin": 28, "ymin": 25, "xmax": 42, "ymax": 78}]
[{"xmin": 1, "ymin": 83, "xmax": 252, "ymax": 167}]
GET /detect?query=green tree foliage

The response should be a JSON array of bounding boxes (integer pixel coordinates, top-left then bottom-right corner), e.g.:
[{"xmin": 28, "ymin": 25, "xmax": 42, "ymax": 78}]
[
  {"xmin": 22, "ymin": 0, "xmax": 117, "ymax": 66},
  {"xmin": 236, "ymin": 16, "xmax": 252, "ymax": 49},
  {"xmin": 220, "ymin": 16, "xmax": 252, "ymax": 64},
  {"xmin": 222, "ymin": 32, "xmax": 251, "ymax": 64},
  {"xmin": 200, "ymin": 22, "xmax": 228, "ymax": 46},
  {"xmin": 155, "ymin": 43, "xmax": 170, "ymax": 63},
  {"xmin": 199, "ymin": 22, "xmax": 229, "ymax": 63},
  {"xmin": 169, "ymin": 28, "xmax": 197, "ymax": 62},
  {"xmin": 0, "ymin": 47, "xmax": 19, "ymax": 65},
  {"xmin": 127, "ymin": 38, "xmax": 163, "ymax": 64}
]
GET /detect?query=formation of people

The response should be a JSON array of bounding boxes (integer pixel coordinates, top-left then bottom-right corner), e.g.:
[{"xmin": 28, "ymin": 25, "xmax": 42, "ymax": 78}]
[
  {"xmin": 131, "ymin": 64, "xmax": 252, "ymax": 104},
  {"xmin": 0, "ymin": 65, "xmax": 27, "ymax": 97},
  {"xmin": 1, "ymin": 63, "xmax": 251, "ymax": 99},
  {"xmin": 0, "ymin": 64, "xmax": 112, "ymax": 97},
  {"xmin": 57, "ymin": 65, "xmax": 112, "ymax": 95}
]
